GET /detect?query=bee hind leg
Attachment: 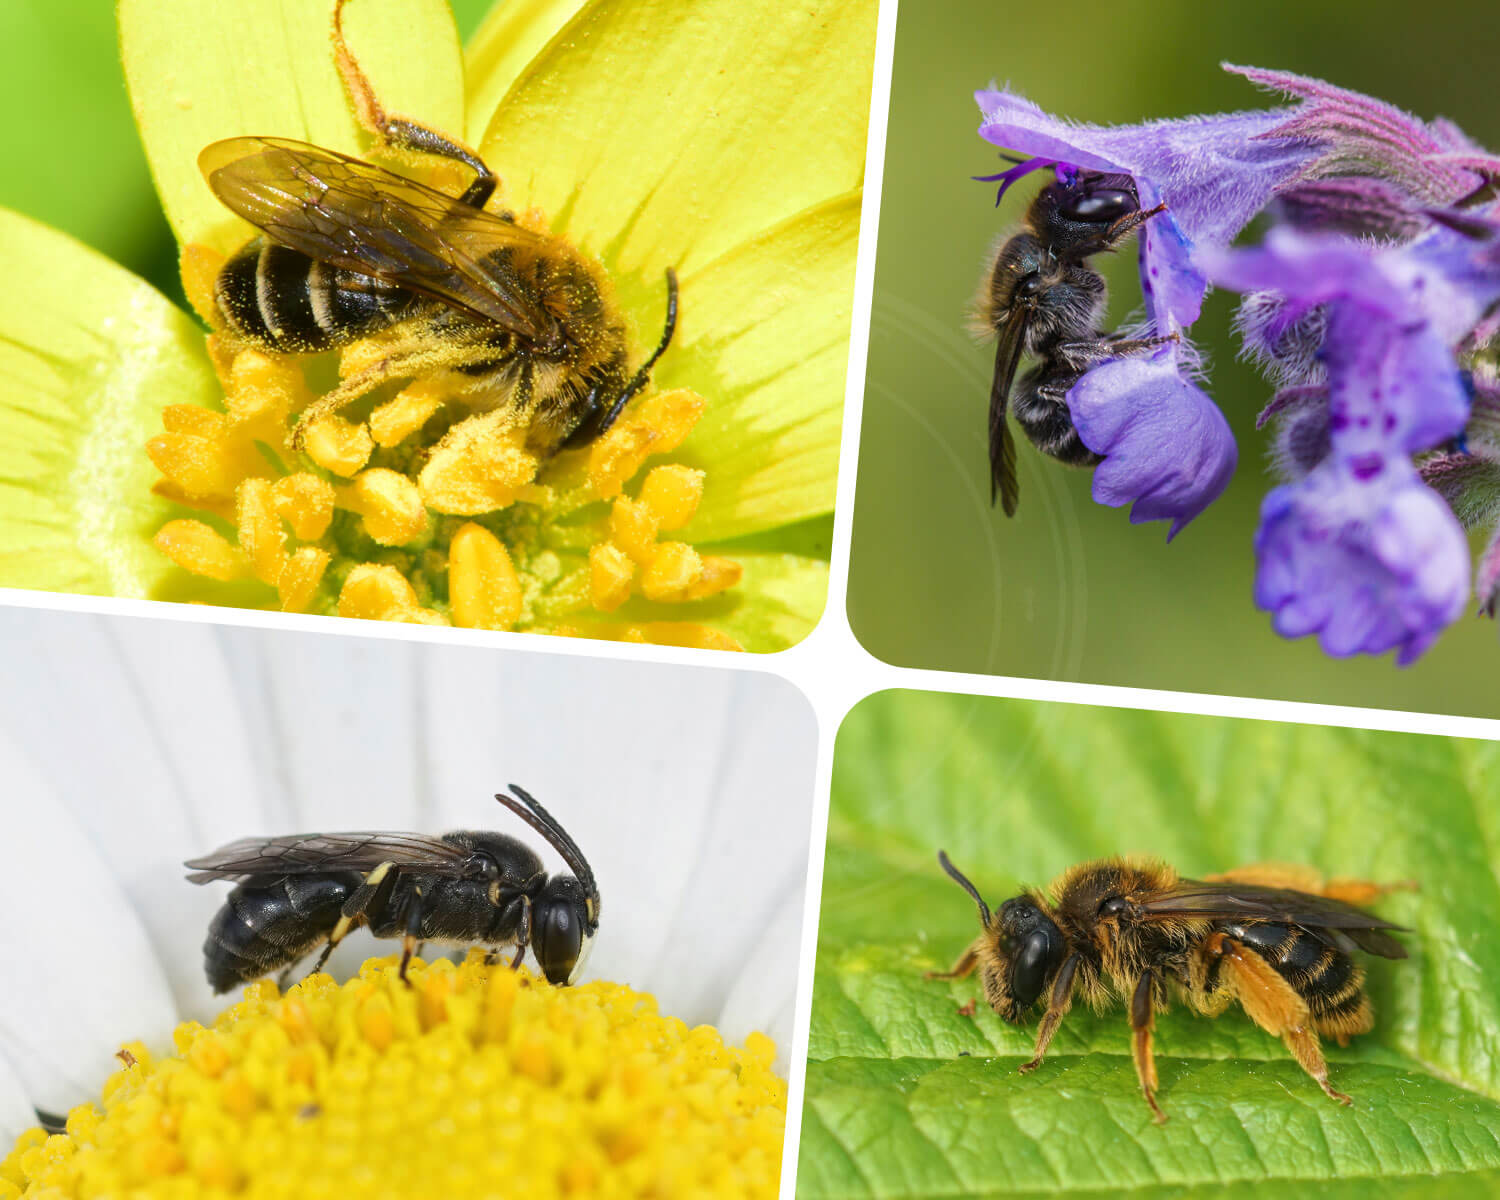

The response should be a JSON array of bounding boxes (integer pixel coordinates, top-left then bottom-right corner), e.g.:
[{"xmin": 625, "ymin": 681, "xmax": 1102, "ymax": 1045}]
[
  {"xmin": 332, "ymin": 0, "xmax": 497, "ymax": 209},
  {"xmin": 1206, "ymin": 863, "xmax": 1417, "ymax": 906}
]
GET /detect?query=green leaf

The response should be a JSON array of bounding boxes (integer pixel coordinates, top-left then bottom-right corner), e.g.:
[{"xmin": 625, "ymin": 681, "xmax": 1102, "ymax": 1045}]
[
  {"xmin": 802, "ymin": 691, "xmax": 1500, "ymax": 1197},
  {"xmin": 120, "ymin": 0, "xmax": 464, "ymax": 253},
  {"xmin": 0, "ymin": 209, "xmax": 246, "ymax": 600}
]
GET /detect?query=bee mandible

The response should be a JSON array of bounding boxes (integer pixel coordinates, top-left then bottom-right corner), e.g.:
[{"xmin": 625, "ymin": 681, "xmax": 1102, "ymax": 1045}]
[
  {"xmin": 928, "ymin": 853, "xmax": 1412, "ymax": 1122},
  {"xmin": 185, "ymin": 786, "xmax": 600, "ymax": 992}
]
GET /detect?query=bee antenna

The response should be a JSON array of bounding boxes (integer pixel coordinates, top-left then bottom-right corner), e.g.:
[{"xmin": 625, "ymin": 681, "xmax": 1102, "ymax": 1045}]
[
  {"xmin": 495, "ymin": 787, "xmax": 599, "ymax": 909},
  {"xmin": 625, "ymin": 267, "xmax": 678, "ymax": 398},
  {"xmin": 937, "ymin": 851, "xmax": 992, "ymax": 927}
]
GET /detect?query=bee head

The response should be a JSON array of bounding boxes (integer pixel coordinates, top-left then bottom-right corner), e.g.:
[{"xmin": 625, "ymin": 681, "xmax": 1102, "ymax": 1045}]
[
  {"xmin": 1033, "ymin": 170, "xmax": 1141, "ymax": 254},
  {"xmin": 493, "ymin": 786, "xmax": 601, "ymax": 987},
  {"xmin": 938, "ymin": 851, "xmax": 1065, "ymax": 1022},
  {"xmin": 532, "ymin": 874, "xmax": 598, "ymax": 986}
]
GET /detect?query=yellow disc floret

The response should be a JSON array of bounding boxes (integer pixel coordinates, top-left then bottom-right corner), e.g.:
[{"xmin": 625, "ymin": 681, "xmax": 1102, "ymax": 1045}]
[{"xmin": 0, "ymin": 955, "xmax": 785, "ymax": 1199}]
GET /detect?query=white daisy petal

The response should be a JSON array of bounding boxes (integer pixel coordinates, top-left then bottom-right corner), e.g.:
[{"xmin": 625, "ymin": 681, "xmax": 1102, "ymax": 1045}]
[
  {"xmin": 715, "ymin": 888, "xmax": 807, "ymax": 1074},
  {"xmin": 0, "ymin": 1052, "xmax": 39, "ymax": 1146},
  {"xmin": 0, "ymin": 727, "xmax": 176, "ymax": 1116}
]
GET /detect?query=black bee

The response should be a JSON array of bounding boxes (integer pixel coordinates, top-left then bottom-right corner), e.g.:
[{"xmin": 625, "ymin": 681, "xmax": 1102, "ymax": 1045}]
[
  {"xmin": 977, "ymin": 164, "xmax": 1172, "ymax": 515},
  {"xmin": 201, "ymin": 0, "xmax": 676, "ymax": 453},
  {"xmin": 185, "ymin": 786, "xmax": 600, "ymax": 992}
]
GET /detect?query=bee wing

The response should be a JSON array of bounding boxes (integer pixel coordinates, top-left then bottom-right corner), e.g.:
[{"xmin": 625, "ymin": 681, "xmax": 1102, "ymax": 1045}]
[
  {"xmin": 199, "ymin": 136, "xmax": 555, "ymax": 338},
  {"xmin": 184, "ymin": 832, "xmax": 472, "ymax": 884},
  {"xmin": 988, "ymin": 305, "xmax": 1029, "ymax": 517},
  {"xmin": 1139, "ymin": 881, "xmax": 1409, "ymax": 959}
]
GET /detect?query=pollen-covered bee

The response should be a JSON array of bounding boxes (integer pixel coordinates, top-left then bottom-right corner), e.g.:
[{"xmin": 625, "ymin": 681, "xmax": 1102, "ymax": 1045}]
[
  {"xmin": 185, "ymin": 787, "xmax": 600, "ymax": 992},
  {"xmin": 928, "ymin": 853, "xmax": 1412, "ymax": 1122},
  {"xmin": 201, "ymin": 0, "xmax": 675, "ymax": 453},
  {"xmin": 976, "ymin": 162, "xmax": 1171, "ymax": 515}
]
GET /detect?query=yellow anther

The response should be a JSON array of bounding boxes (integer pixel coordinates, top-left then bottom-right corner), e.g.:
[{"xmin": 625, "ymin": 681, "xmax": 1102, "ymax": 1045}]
[
  {"xmin": 370, "ymin": 383, "xmax": 444, "ymax": 447},
  {"xmin": 153, "ymin": 520, "xmax": 251, "ymax": 582},
  {"xmin": 418, "ymin": 411, "xmax": 541, "ymax": 514},
  {"xmin": 641, "ymin": 541, "xmax": 703, "ymax": 601},
  {"xmin": 639, "ymin": 464, "xmax": 705, "ymax": 530},
  {"xmin": 271, "ymin": 473, "xmax": 337, "ymax": 541},
  {"xmin": 160, "ymin": 404, "xmax": 226, "ymax": 438},
  {"xmin": 609, "ymin": 497, "xmax": 660, "ymax": 564},
  {"xmin": 588, "ymin": 542, "xmax": 634, "ymax": 612},
  {"xmin": 236, "ymin": 479, "xmax": 288, "ymax": 585},
  {"xmin": 337, "ymin": 564, "xmax": 446, "ymax": 625},
  {"xmin": 633, "ymin": 622, "xmax": 744, "ymax": 652},
  {"xmin": 684, "ymin": 555, "xmax": 743, "ymax": 602},
  {"xmin": 277, "ymin": 547, "xmax": 330, "ymax": 613},
  {"xmin": 448, "ymin": 523, "xmax": 523, "ymax": 630},
  {"xmin": 146, "ymin": 431, "xmax": 269, "ymax": 503},
  {"xmin": 300, "ymin": 414, "xmax": 374, "ymax": 477},
  {"xmin": 587, "ymin": 389, "xmax": 706, "ymax": 498},
  {"xmin": 225, "ymin": 348, "xmax": 307, "ymax": 441},
  {"xmin": 338, "ymin": 469, "xmax": 427, "ymax": 546}
]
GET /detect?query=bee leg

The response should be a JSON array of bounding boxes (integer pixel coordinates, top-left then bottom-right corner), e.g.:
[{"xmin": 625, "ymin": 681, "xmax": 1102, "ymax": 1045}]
[
  {"xmin": 1130, "ymin": 970, "xmax": 1167, "ymax": 1125},
  {"xmin": 1207, "ymin": 864, "xmax": 1417, "ymax": 907},
  {"xmin": 509, "ymin": 895, "xmax": 532, "ymax": 971},
  {"xmin": 1019, "ymin": 952, "xmax": 1080, "ymax": 1075},
  {"xmin": 1065, "ymin": 202, "xmax": 1169, "ymax": 257},
  {"xmin": 398, "ymin": 886, "xmax": 428, "ymax": 987},
  {"xmin": 331, "ymin": 0, "xmax": 497, "ymax": 209},
  {"xmin": 924, "ymin": 945, "xmax": 978, "ymax": 981},
  {"xmin": 304, "ymin": 861, "xmax": 399, "ymax": 981},
  {"xmin": 1210, "ymin": 934, "xmax": 1353, "ymax": 1106}
]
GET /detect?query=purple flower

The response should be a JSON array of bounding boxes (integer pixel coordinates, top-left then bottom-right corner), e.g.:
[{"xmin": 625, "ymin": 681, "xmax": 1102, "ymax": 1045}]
[
  {"xmin": 1204, "ymin": 223, "xmax": 1500, "ymax": 660},
  {"xmin": 1229, "ymin": 65, "xmax": 1500, "ymax": 237},
  {"xmin": 1256, "ymin": 460, "xmax": 1468, "ymax": 664},
  {"xmin": 975, "ymin": 87, "xmax": 1323, "ymax": 328},
  {"xmin": 1068, "ymin": 347, "xmax": 1236, "ymax": 539}
]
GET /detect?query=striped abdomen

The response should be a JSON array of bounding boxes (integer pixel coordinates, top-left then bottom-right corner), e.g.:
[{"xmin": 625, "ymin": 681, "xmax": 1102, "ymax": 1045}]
[
  {"xmin": 202, "ymin": 872, "xmax": 358, "ymax": 993},
  {"xmin": 1215, "ymin": 919, "xmax": 1370, "ymax": 1034},
  {"xmin": 214, "ymin": 238, "xmax": 423, "ymax": 352}
]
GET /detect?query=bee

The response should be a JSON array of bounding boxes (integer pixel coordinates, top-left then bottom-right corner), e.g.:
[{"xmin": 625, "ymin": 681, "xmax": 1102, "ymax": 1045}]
[
  {"xmin": 201, "ymin": 0, "xmax": 676, "ymax": 453},
  {"xmin": 976, "ymin": 162, "xmax": 1172, "ymax": 515},
  {"xmin": 185, "ymin": 786, "xmax": 600, "ymax": 991},
  {"xmin": 928, "ymin": 852, "xmax": 1411, "ymax": 1122}
]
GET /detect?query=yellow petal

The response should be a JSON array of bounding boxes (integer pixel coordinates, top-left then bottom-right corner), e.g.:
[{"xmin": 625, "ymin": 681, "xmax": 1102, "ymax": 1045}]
[
  {"xmin": 463, "ymin": 0, "xmax": 587, "ymax": 145},
  {"xmin": 121, "ymin": 0, "xmax": 466, "ymax": 252},
  {"xmin": 478, "ymin": 0, "xmax": 876, "ymax": 277}
]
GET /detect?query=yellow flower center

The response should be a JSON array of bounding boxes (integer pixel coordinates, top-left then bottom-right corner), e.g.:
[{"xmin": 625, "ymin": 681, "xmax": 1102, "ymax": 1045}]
[
  {"xmin": 1, "ymin": 954, "xmax": 785, "ymax": 1198},
  {"xmin": 147, "ymin": 244, "xmax": 743, "ymax": 650}
]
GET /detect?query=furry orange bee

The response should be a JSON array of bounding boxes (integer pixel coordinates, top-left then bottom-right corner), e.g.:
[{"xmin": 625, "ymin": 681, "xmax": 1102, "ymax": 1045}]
[{"xmin": 928, "ymin": 853, "xmax": 1412, "ymax": 1122}]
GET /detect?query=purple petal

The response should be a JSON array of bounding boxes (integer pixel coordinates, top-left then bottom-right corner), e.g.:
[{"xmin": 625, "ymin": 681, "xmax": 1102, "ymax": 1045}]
[
  {"xmin": 1229, "ymin": 64, "xmax": 1486, "ymax": 209},
  {"xmin": 1253, "ymin": 461, "xmax": 1468, "ymax": 663},
  {"xmin": 1067, "ymin": 347, "xmax": 1237, "ymax": 539}
]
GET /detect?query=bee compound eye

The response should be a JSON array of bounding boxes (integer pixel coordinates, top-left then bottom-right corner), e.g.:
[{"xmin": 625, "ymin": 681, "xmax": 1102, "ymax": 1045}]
[
  {"xmin": 1007, "ymin": 927, "xmax": 1061, "ymax": 1009},
  {"xmin": 1061, "ymin": 189, "xmax": 1138, "ymax": 223},
  {"xmin": 532, "ymin": 898, "xmax": 584, "ymax": 986}
]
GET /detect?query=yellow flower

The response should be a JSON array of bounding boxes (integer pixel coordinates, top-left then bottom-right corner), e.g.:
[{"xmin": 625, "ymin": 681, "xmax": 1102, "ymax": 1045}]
[
  {"xmin": 0, "ymin": 0, "xmax": 873, "ymax": 650},
  {"xmin": 0, "ymin": 955, "xmax": 786, "ymax": 1198}
]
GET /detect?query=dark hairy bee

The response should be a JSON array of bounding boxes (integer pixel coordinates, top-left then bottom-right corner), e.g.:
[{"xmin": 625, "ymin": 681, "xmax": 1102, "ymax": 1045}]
[
  {"xmin": 977, "ymin": 163, "xmax": 1172, "ymax": 515},
  {"xmin": 185, "ymin": 786, "xmax": 600, "ymax": 992},
  {"xmin": 929, "ymin": 853, "xmax": 1412, "ymax": 1122},
  {"xmin": 202, "ymin": 0, "xmax": 676, "ymax": 453}
]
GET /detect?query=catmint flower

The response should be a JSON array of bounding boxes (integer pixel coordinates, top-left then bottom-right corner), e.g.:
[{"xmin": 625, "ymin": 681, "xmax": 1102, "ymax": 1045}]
[{"xmin": 1205, "ymin": 221, "xmax": 1500, "ymax": 661}]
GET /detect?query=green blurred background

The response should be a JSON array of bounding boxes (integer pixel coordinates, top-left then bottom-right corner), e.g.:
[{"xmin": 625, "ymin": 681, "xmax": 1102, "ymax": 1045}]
[
  {"xmin": 848, "ymin": 0, "xmax": 1500, "ymax": 717},
  {"xmin": 0, "ymin": 0, "xmax": 495, "ymax": 309}
]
